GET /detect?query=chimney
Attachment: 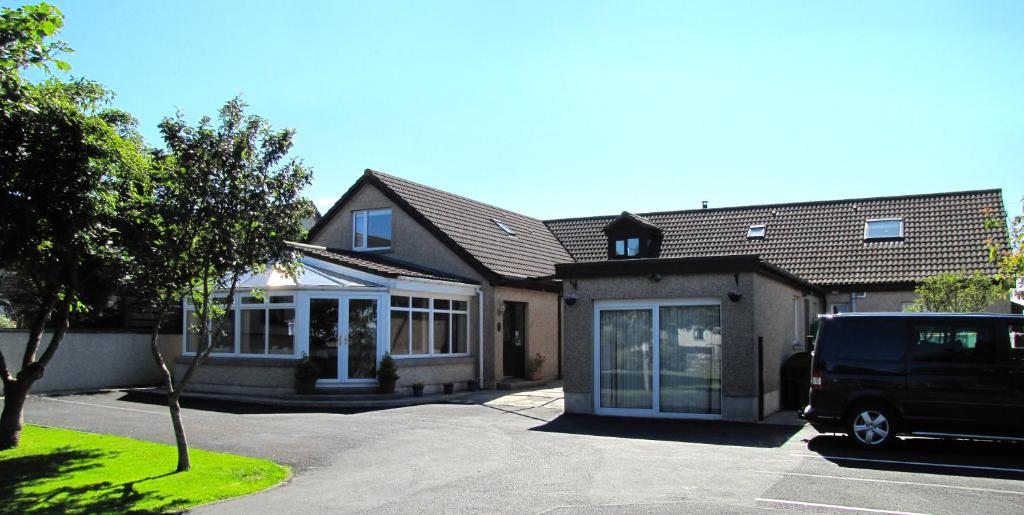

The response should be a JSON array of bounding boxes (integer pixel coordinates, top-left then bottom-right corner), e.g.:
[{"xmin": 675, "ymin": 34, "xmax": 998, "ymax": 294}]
[{"xmin": 701, "ymin": 200, "xmax": 708, "ymax": 209}]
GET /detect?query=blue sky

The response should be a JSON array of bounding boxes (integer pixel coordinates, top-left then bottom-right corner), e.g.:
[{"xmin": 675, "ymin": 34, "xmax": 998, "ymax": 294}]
[{"xmin": 46, "ymin": 0, "xmax": 1023, "ymax": 220}]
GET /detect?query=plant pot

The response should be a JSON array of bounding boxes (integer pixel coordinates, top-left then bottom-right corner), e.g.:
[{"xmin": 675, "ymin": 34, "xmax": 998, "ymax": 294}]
[
  {"xmin": 412, "ymin": 384, "xmax": 424, "ymax": 397},
  {"xmin": 526, "ymin": 371, "xmax": 541, "ymax": 381},
  {"xmin": 443, "ymin": 383, "xmax": 454, "ymax": 395},
  {"xmin": 379, "ymin": 379, "xmax": 397, "ymax": 394},
  {"xmin": 296, "ymin": 380, "xmax": 318, "ymax": 395}
]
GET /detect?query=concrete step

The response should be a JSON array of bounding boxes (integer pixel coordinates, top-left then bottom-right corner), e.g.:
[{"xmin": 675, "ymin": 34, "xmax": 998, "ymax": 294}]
[
  {"xmin": 282, "ymin": 391, "xmax": 404, "ymax": 401},
  {"xmin": 496, "ymin": 378, "xmax": 548, "ymax": 390}
]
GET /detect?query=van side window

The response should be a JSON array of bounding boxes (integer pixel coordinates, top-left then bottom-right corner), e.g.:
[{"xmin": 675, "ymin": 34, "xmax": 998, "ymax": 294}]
[
  {"xmin": 833, "ymin": 319, "xmax": 906, "ymax": 361},
  {"xmin": 911, "ymin": 324, "xmax": 994, "ymax": 363},
  {"xmin": 1010, "ymin": 324, "xmax": 1024, "ymax": 362}
]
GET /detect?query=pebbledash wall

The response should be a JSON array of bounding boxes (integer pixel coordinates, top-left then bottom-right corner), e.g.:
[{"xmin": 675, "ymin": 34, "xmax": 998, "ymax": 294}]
[
  {"xmin": 0, "ymin": 330, "xmax": 181, "ymax": 393},
  {"xmin": 561, "ymin": 270, "xmax": 809, "ymax": 422}
]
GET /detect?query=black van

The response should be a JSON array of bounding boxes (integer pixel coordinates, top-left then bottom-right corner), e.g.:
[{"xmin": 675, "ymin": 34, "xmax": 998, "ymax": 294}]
[{"xmin": 801, "ymin": 312, "xmax": 1024, "ymax": 448}]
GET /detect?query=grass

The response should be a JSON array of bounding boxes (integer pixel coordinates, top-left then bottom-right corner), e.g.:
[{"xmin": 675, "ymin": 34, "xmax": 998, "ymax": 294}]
[{"xmin": 0, "ymin": 424, "xmax": 290, "ymax": 514}]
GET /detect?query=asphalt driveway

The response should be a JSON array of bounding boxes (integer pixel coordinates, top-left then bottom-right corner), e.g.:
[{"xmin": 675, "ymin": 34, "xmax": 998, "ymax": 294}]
[{"xmin": 9, "ymin": 387, "xmax": 1024, "ymax": 514}]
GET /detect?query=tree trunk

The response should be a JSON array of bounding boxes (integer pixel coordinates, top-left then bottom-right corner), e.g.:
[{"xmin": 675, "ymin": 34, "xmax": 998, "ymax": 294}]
[
  {"xmin": 167, "ymin": 392, "xmax": 190, "ymax": 472},
  {"xmin": 0, "ymin": 380, "xmax": 30, "ymax": 450}
]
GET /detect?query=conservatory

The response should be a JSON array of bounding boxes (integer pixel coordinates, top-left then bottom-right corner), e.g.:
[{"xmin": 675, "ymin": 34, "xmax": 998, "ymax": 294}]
[{"xmin": 178, "ymin": 244, "xmax": 482, "ymax": 396}]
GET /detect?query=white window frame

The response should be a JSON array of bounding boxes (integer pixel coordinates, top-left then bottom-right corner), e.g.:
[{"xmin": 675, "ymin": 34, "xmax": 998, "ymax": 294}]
[
  {"xmin": 388, "ymin": 294, "xmax": 471, "ymax": 359},
  {"xmin": 864, "ymin": 218, "xmax": 904, "ymax": 240},
  {"xmin": 747, "ymin": 225, "xmax": 766, "ymax": 239},
  {"xmin": 353, "ymin": 208, "xmax": 392, "ymax": 251},
  {"xmin": 304, "ymin": 292, "xmax": 387, "ymax": 384},
  {"xmin": 182, "ymin": 293, "xmax": 298, "ymax": 359},
  {"xmin": 593, "ymin": 298, "xmax": 722, "ymax": 420}
]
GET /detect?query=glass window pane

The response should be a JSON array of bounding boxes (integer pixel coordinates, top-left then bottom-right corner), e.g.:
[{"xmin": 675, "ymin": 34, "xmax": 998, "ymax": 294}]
[
  {"xmin": 353, "ymin": 211, "xmax": 367, "ymax": 248},
  {"xmin": 452, "ymin": 300, "xmax": 468, "ymax": 312},
  {"xmin": 268, "ymin": 308, "xmax": 295, "ymax": 355},
  {"xmin": 659, "ymin": 305, "xmax": 721, "ymax": 414},
  {"xmin": 210, "ymin": 311, "xmax": 234, "ymax": 353},
  {"xmin": 241, "ymin": 295, "xmax": 262, "ymax": 305},
  {"xmin": 433, "ymin": 312, "xmax": 450, "ymax": 353},
  {"xmin": 309, "ymin": 299, "xmax": 339, "ymax": 380},
  {"xmin": 412, "ymin": 311, "xmax": 429, "ymax": 354},
  {"xmin": 348, "ymin": 299, "xmax": 377, "ymax": 379},
  {"xmin": 453, "ymin": 313, "xmax": 468, "ymax": 353},
  {"xmin": 411, "ymin": 297, "xmax": 429, "ymax": 309},
  {"xmin": 866, "ymin": 219, "xmax": 903, "ymax": 239},
  {"xmin": 599, "ymin": 309, "xmax": 653, "ymax": 409},
  {"xmin": 390, "ymin": 310, "xmax": 410, "ymax": 355},
  {"xmin": 390, "ymin": 295, "xmax": 409, "ymax": 308},
  {"xmin": 269, "ymin": 295, "xmax": 293, "ymax": 304},
  {"xmin": 626, "ymin": 238, "xmax": 640, "ymax": 257},
  {"xmin": 615, "ymin": 240, "xmax": 625, "ymax": 256},
  {"xmin": 433, "ymin": 299, "xmax": 450, "ymax": 310},
  {"xmin": 367, "ymin": 210, "xmax": 392, "ymax": 248},
  {"xmin": 240, "ymin": 309, "xmax": 267, "ymax": 354},
  {"xmin": 185, "ymin": 310, "xmax": 201, "ymax": 353}
]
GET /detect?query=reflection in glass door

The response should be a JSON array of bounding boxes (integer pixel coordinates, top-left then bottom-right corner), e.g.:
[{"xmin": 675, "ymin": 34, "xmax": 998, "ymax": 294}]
[
  {"xmin": 599, "ymin": 309, "xmax": 653, "ymax": 409},
  {"xmin": 347, "ymin": 299, "xmax": 378, "ymax": 380},
  {"xmin": 309, "ymin": 298, "xmax": 339, "ymax": 380},
  {"xmin": 659, "ymin": 305, "xmax": 721, "ymax": 414}
]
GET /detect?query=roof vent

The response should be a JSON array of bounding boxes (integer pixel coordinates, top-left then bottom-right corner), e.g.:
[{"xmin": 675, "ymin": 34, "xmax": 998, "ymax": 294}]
[
  {"xmin": 492, "ymin": 218, "xmax": 516, "ymax": 237},
  {"xmin": 702, "ymin": 201, "xmax": 708, "ymax": 209}
]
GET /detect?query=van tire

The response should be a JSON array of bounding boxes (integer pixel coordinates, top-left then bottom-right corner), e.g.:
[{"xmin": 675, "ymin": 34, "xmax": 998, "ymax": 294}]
[{"xmin": 846, "ymin": 403, "xmax": 898, "ymax": 449}]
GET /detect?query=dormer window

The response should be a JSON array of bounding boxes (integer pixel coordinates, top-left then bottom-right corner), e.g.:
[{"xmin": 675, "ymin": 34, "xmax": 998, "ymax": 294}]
[
  {"xmin": 492, "ymin": 218, "xmax": 516, "ymax": 237},
  {"xmin": 353, "ymin": 208, "xmax": 392, "ymax": 251},
  {"xmin": 604, "ymin": 211, "xmax": 663, "ymax": 260},
  {"xmin": 613, "ymin": 238, "xmax": 640, "ymax": 257},
  {"xmin": 864, "ymin": 218, "xmax": 903, "ymax": 241},
  {"xmin": 747, "ymin": 225, "xmax": 766, "ymax": 239}
]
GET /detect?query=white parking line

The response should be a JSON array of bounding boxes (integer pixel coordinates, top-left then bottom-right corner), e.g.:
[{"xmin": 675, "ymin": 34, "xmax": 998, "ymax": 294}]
[
  {"xmin": 755, "ymin": 497, "xmax": 931, "ymax": 515},
  {"xmin": 35, "ymin": 396, "xmax": 168, "ymax": 416},
  {"xmin": 790, "ymin": 453, "xmax": 1024, "ymax": 474},
  {"xmin": 747, "ymin": 470, "xmax": 1024, "ymax": 496}
]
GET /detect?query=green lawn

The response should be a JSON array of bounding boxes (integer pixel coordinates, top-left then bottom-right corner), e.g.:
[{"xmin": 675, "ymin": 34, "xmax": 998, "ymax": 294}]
[{"xmin": 0, "ymin": 424, "xmax": 290, "ymax": 514}]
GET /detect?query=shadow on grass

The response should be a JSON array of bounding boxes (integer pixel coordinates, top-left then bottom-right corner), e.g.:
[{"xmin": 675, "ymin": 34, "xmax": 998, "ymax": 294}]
[
  {"xmin": 0, "ymin": 447, "xmax": 184, "ymax": 514},
  {"xmin": 806, "ymin": 434, "xmax": 1024, "ymax": 481},
  {"xmin": 531, "ymin": 413, "xmax": 804, "ymax": 448}
]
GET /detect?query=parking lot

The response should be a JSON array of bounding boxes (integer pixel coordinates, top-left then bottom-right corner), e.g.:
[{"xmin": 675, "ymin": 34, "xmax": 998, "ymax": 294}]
[{"xmin": 9, "ymin": 386, "xmax": 1024, "ymax": 514}]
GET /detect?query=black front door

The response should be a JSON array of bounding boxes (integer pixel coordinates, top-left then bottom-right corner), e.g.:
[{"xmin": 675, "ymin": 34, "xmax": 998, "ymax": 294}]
[{"xmin": 503, "ymin": 302, "xmax": 527, "ymax": 378}]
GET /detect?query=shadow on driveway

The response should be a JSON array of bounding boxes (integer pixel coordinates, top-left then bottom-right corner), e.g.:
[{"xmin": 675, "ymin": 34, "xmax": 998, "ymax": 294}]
[
  {"xmin": 115, "ymin": 391, "xmax": 376, "ymax": 415},
  {"xmin": 530, "ymin": 413, "xmax": 803, "ymax": 448},
  {"xmin": 805, "ymin": 434, "xmax": 1024, "ymax": 480}
]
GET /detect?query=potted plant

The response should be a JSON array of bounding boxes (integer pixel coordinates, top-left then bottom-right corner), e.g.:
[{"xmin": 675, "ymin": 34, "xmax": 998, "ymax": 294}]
[
  {"xmin": 526, "ymin": 353, "xmax": 545, "ymax": 381},
  {"xmin": 443, "ymin": 382, "xmax": 454, "ymax": 394},
  {"xmin": 294, "ymin": 353, "xmax": 320, "ymax": 394},
  {"xmin": 378, "ymin": 353, "xmax": 399, "ymax": 394},
  {"xmin": 412, "ymin": 381, "xmax": 425, "ymax": 397}
]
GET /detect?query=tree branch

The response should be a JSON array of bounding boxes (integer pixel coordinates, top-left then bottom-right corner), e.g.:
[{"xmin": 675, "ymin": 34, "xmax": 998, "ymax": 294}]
[{"xmin": 22, "ymin": 292, "xmax": 57, "ymax": 368}]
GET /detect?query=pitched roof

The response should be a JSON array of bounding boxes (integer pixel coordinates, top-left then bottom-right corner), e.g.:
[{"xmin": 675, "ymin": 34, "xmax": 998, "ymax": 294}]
[
  {"xmin": 310, "ymin": 170, "xmax": 573, "ymax": 281},
  {"xmin": 291, "ymin": 243, "xmax": 478, "ymax": 284},
  {"xmin": 545, "ymin": 189, "xmax": 1007, "ymax": 287}
]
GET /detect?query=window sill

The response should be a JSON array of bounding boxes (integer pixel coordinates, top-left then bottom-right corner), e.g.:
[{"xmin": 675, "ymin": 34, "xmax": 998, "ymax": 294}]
[
  {"xmin": 390, "ymin": 354, "xmax": 475, "ymax": 366},
  {"xmin": 175, "ymin": 354, "xmax": 298, "ymax": 367},
  {"xmin": 352, "ymin": 247, "xmax": 393, "ymax": 254}
]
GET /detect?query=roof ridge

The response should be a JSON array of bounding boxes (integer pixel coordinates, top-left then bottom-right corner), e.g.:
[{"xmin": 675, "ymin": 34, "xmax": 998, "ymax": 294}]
[
  {"xmin": 365, "ymin": 168, "xmax": 548, "ymax": 224},
  {"xmin": 542, "ymin": 188, "xmax": 1004, "ymax": 224}
]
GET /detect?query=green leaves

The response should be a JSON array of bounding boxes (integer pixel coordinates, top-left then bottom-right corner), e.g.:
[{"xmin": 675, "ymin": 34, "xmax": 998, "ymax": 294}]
[{"xmin": 908, "ymin": 272, "xmax": 1006, "ymax": 313}]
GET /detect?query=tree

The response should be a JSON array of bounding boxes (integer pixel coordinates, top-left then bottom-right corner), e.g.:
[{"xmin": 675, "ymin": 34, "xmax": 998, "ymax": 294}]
[
  {"xmin": 906, "ymin": 272, "xmax": 1005, "ymax": 313},
  {"xmin": 0, "ymin": 4, "xmax": 150, "ymax": 449},
  {"xmin": 991, "ymin": 197, "xmax": 1023, "ymax": 294},
  {"xmin": 129, "ymin": 97, "xmax": 312, "ymax": 472}
]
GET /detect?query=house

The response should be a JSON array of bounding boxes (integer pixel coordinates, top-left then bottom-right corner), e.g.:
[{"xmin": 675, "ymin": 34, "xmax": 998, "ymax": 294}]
[
  {"xmin": 178, "ymin": 169, "xmax": 569, "ymax": 396},
  {"xmin": 177, "ymin": 171, "xmax": 1009, "ymax": 418},
  {"xmin": 548, "ymin": 189, "xmax": 1009, "ymax": 421}
]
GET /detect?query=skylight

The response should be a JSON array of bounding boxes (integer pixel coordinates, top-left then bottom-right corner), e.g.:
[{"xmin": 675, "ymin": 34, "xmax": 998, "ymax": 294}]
[
  {"xmin": 864, "ymin": 218, "xmax": 904, "ymax": 240},
  {"xmin": 493, "ymin": 218, "xmax": 515, "ymax": 236},
  {"xmin": 747, "ymin": 225, "xmax": 766, "ymax": 239}
]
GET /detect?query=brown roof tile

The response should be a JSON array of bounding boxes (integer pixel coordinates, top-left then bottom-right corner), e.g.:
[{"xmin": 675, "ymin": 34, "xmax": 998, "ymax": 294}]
[{"xmin": 545, "ymin": 189, "xmax": 1007, "ymax": 286}]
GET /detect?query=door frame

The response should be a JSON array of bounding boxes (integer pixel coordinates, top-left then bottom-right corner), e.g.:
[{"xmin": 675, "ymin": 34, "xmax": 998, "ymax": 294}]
[
  {"xmin": 305, "ymin": 291, "xmax": 387, "ymax": 384},
  {"xmin": 593, "ymin": 298, "xmax": 723, "ymax": 420}
]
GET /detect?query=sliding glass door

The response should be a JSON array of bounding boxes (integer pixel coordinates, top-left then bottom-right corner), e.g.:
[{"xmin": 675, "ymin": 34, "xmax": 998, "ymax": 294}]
[
  {"xmin": 595, "ymin": 300, "xmax": 722, "ymax": 418},
  {"xmin": 307, "ymin": 295, "xmax": 381, "ymax": 383}
]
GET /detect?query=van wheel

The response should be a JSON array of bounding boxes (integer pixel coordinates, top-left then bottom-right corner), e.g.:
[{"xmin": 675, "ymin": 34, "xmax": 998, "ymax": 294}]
[{"xmin": 847, "ymin": 404, "xmax": 897, "ymax": 449}]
